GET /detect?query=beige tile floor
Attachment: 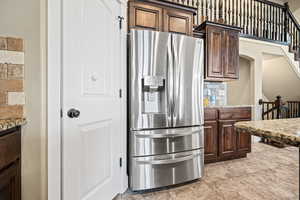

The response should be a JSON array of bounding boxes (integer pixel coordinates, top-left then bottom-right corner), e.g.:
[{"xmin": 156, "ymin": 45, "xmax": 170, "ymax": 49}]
[{"xmin": 121, "ymin": 143, "xmax": 299, "ymax": 200}]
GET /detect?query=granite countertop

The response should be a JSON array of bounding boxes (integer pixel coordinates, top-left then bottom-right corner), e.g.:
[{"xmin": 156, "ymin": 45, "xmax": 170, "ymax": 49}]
[
  {"xmin": 235, "ymin": 118, "xmax": 300, "ymax": 147},
  {"xmin": 205, "ymin": 105, "xmax": 254, "ymax": 108},
  {"xmin": 0, "ymin": 118, "xmax": 27, "ymax": 132}
]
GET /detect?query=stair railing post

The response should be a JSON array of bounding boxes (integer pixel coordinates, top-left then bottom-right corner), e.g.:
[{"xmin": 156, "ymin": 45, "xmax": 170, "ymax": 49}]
[{"xmin": 275, "ymin": 96, "xmax": 282, "ymax": 119}]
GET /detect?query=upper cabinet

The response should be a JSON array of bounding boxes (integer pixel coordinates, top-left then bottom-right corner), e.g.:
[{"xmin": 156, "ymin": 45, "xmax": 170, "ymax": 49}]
[
  {"xmin": 128, "ymin": 1, "xmax": 163, "ymax": 31},
  {"xmin": 196, "ymin": 21, "xmax": 242, "ymax": 81},
  {"xmin": 128, "ymin": 0, "xmax": 195, "ymax": 36}
]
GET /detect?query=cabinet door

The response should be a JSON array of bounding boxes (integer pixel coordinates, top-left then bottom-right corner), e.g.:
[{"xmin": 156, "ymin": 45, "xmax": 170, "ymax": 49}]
[
  {"xmin": 219, "ymin": 120, "xmax": 237, "ymax": 158},
  {"xmin": 128, "ymin": 1, "xmax": 163, "ymax": 31},
  {"xmin": 223, "ymin": 30, "xmax": 239, "ymax": 79},
  {"xmin": 0, "ymin": 161, "xmax": 21, "ymax": 200},
  {"xmin": 163, "ymin": 8, "xmax": 193, "ymax": 35},
  {"xmin": 206, "ymin": 26, "xmax": 224, "ymax": 78},
  {"xmin": 237, "ymin": 119, "xmax": 252, "ymax": 153},
  {"xmin": 204, "ymin": 121, "xmax": 218, "ymax": 163}
]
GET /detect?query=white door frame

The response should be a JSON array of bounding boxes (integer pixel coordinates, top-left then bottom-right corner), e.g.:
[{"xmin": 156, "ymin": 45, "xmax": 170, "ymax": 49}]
[{"xmin": 47, "ymin": 0, "xmax": 128, "ymax": 199}]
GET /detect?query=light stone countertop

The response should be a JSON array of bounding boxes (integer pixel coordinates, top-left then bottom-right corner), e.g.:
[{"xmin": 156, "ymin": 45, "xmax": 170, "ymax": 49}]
[
  {"xmin": 205, "ymin": 105, "xmax": 254, "ymax": 108},
  {"xmin": 0, "ymin": 118, "xmax": 27, "ymax": 132},
  {"xmin": 235, "ymin": 118, "xmax": 300, "ymax": 147}
]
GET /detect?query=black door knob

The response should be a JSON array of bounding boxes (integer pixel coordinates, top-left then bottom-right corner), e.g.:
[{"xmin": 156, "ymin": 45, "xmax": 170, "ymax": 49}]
[{"xmin": 67, "ymin": 108, "xmax": 80, "ymax": 118}]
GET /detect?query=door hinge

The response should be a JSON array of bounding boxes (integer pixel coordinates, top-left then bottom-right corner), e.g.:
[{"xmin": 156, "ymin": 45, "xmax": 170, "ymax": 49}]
[
  {"xmin": 118, "ymin": 16, "xmax": 124, "ymax": 30},
  {"xmin": 119, "ymin": 89, "xmax": 122, "ymax": 98},
  {"xmin": 119, "ymin": 157, "xmax": 122, "ymax": 167}
]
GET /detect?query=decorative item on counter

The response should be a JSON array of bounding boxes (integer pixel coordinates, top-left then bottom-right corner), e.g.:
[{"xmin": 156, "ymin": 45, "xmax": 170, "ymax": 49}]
[{"xmin": 204, "ymin": 98, "xmax": 210, "ymax": 107}]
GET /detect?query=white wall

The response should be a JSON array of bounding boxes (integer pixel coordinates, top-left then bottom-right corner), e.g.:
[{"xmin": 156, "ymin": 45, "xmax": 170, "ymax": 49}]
[
  {"xmin": 227, "ymin": 57, "xmax": 252, "ymax": 105},
  {"xmin": 263, "ymin": 56, "xmax": 300, "ymax": 101},
  {"xmin": 0, "ymin": 0, "xmax": 47, "ymax": 200}
]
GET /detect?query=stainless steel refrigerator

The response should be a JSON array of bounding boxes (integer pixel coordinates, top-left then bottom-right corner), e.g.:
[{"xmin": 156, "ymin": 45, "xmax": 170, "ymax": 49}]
[{"xmin": 128, "ymin": 29, "xmax": 204, "ymax": 191}]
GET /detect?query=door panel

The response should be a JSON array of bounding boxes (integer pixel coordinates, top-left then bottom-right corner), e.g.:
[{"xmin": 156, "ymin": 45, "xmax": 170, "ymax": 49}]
[
  {"xmin": 128, "ymin": 1, "xmax": 163, "ymax": 31},
  {"xmin": 237, "ymin": 119, "xmax": 252, "ymax": 153},
  {"xmin": 223, "ymin": 30, "xmax": 239, "ymax": 79},
  {"xmin": 206, "ymin": 26, "xmax": 224, "ymax": 78},
  {"xmin": 219, "ymin": 121, "xmax": 237, "ymax": 158},
  {"xmin": 62, "ymin": 0, "xmax": 123, "ymax": 199},
  {"xmin": 131, "ymin": 126, "xmax": 204, "ymax": 157},
  {"xmin": 172, "ymin": 34, "xmax": 204, "ymax": 127},
  {"xmin": 204, "ymin": 121, "xmax": 218, "ymax": 162},
  {"xmin": 163, "ymin": 9, "xmax": 193, "ymax": 35},
  {"xmin": 129, "ymin": 30, "xmax": 172, "ymax": 130}
]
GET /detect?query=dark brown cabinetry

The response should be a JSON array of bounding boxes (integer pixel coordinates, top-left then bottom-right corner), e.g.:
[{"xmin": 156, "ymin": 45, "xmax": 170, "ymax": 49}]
[
  {"xmin": 204, "ymin": 107, "xmax": 251, "ymax": 163},
  {"xmin": 0, "ymin": 127, "xmax": 21, "ymax": 200},
  {"xmin": 128, "ymin": 0, "xmax": 195, "ymax": 35},
  {"xmin": 196, "ymin": 21, "xmax": 241, "ymax": 81}
]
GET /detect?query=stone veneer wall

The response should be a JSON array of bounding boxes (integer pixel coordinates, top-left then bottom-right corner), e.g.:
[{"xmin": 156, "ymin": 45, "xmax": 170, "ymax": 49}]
[{"xmin": 0, "ymin": 37, "xmax": 25, "ymax": 119}]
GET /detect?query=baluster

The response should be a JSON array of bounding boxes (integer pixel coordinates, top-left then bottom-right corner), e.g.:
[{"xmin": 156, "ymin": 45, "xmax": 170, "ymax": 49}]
[
  {"xmin": 260, "ymin": 3, "xmax": 266, "ymax": 38},
  {"xmin": 272, "ymin": 6, "xmax": 274, "ymax": 40},
  {"xmin": 236, "ymin": 0, "xmax": 239, "ymax": 26},
  {"xmin": 229, "ymin": 0, "xmax": 232, "ymax": 25},
  {"xmin": 240, "ymin": 0, "xmax": 243, "ymax": 32},
  {"xmin": 205, "ymin": 0, "xmax": 208, "ymax": 21},
  {"xmin": 232, "ymin": 0, "xmax": 235, "ymax": 26},
  {"xmin": 253, "ymin": 0, "xmax": 256, "ymax": 35},
  {"xmin": 243, "ymin": 0, "xmax": 246, "ymax": 34},
  {"xmin": 247, "ymin": 0, "xmax": 250, "ymax": 34},
  {"xmin": 267, "ymin": 104, "xmax": 270, "ymax": 120},
  {"xmin": 210, "ymin": 0, "xmax": 213, "ymax": 21},
  {"xmin": 250, "ymin": 0, "xmax": 253, "ymax": 35},
  {"xmin": 272, "ymin": 104, "xmax": 275, "ymax": 119},
  {"xmin": 258, "ymin": 1, "xmax": 261, "ymax": 37},
  {"xmin": 267, "ymin": 5, "xmax": 272, "ymax": 39},
  {"xmin": 213, "ymin": 0, "xmax": 217, "ymax": 22},
  {"xmin": 262, "ymin": 104, "xmax": 265, "ymax": 120},
  {"xmin": 224, "ymin": 0, "xmax": 227, "ymax": 24},
  {"xmin": 219, "ymin": 0, "xmax": 224, "ymax": 23},
  {"xmin": 276, "ymin": 7, "xmax": 279, "ymax": 41},
  {"xmin": 199, "ymin": 0, "xmax": 203, "ymax": 23}
]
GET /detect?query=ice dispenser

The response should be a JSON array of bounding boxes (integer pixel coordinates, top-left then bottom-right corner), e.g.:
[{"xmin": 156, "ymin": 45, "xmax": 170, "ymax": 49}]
[{"xmin": 142, "ymin": 76, "xmax": 165, "ymax": 114}]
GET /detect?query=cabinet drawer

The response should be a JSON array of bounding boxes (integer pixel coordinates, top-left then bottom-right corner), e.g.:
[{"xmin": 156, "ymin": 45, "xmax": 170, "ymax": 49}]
[
  {"xmin": 204, "ymin": 108, "xmax": 218, "ymax": 121},
  {"xmin": 0, "ymin": 130, "xmax": 21, "ymax": 170},
  {"xmin": 130, "ymin": 127, "xmax": 204, "ymax": 157},
  {"xmin": 219, "ymin": 107, "xmax": 251, "ymax": 120}
]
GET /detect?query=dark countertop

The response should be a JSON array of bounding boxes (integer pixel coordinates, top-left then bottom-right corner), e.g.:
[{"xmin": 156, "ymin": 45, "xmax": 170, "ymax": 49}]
[
  {"xmin": 0, "ymin": 118, "xmax": 27, "ymax": 132},
  {"xmin": 235, "ymin": 118, "xmax": 300, "ymax": 147}
]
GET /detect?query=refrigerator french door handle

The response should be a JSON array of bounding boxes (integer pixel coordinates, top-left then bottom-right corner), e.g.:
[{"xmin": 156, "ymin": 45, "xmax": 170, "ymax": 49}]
[
  {"xmin": 167, "ymin": 41, "xmax": 174, "ymax": 126},
  {"xmin": 134, "ymin": 129, "xmax": 201, "ymax": 138}
]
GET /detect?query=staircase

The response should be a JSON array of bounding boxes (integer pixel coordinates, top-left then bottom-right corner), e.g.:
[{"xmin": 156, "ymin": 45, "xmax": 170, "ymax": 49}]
[{"xmin": 163, "ymin": 0, "xmax": 300, "ymax": 68}]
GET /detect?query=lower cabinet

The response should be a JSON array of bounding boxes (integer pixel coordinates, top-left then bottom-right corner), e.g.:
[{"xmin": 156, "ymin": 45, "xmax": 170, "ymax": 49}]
[
  {"xmin": 219, "ymin": 120, "xmax": 237, "ymax": 159},
  {"xmin": 204, "ymin": 107, "xmax": 252, "ymax": 163},
  {"xmin": 0, "ymin": 127, "xmax": 21, "ymax": 200},
  {"xmin": 204, "ymin": 121, "xmax": 218, "ymax": 162}
]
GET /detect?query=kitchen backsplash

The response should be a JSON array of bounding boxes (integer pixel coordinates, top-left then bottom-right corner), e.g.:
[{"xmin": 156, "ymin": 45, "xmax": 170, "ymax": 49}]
[
  {"xmin": 203, "ymin": 82, "xmax": 227, "ymax": 107},
  {"xmin": 0, "ymin": 37, "xmax": 25, "ymax": 119}
]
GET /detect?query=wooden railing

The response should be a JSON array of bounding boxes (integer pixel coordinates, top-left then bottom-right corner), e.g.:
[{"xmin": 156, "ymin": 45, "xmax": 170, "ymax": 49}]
[
  {"xmin": 165, "ymin": 0, "xmax": 300, "ymax": 53},
  {"xmin": 259, "ymin": 96, "xmax": 300, "ymax": 120}
]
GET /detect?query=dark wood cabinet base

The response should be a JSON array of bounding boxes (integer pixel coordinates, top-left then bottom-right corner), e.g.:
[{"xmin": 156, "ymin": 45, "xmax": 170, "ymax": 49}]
[
  {"xmin": 204, "ymin": 107, "xmax": 252, "ymax": 164},
  {"xmin": 0, "ymin": 127, "xmax": 21, "ymax": 200}
]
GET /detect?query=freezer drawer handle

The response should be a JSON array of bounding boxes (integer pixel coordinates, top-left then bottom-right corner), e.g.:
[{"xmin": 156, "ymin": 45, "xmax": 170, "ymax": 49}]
[
  {"xmin": 137, "ymin": 153, "xmax": 201, "ymax": 165},
  {"xmin": 135, "ymin": 129, "xmax": 202, "ymax": 139}
]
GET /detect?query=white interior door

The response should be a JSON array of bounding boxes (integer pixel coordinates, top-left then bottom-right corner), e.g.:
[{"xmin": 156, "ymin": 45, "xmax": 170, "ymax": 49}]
[{"xmin": 62, "ymin": 0, "xmax": 124, "ymax": 199}]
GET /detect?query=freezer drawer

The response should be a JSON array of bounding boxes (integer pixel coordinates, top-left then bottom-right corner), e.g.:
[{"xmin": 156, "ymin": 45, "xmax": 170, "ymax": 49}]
[
  {"xmin": 130, "ymin": 126, "xmax": 204, "ymax": 157},
  {"xmin": 129, "ymin": 149, "xmax": 204, "ymax": 191}
]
